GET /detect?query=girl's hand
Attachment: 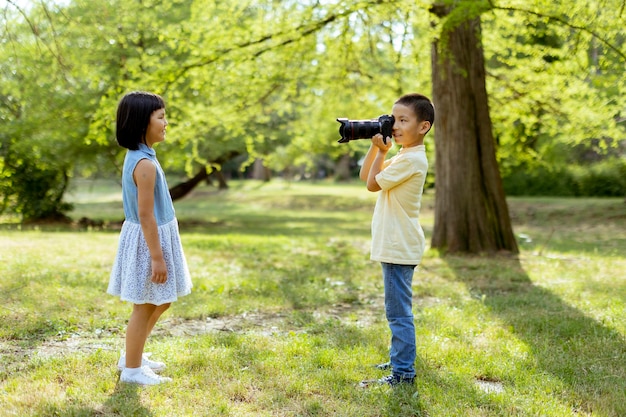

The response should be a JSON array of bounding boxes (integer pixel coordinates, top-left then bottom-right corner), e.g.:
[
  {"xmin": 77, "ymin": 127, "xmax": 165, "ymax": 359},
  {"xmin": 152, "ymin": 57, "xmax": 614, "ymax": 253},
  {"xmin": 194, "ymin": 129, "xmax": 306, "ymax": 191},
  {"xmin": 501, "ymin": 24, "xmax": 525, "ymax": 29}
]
[
  {"xmin": 151, "ymin": 258, "xmax": 168, "ymax": 284},
  {"xmin": 372, "ymin": 133, "xmax": 392, "ymax": 153}
]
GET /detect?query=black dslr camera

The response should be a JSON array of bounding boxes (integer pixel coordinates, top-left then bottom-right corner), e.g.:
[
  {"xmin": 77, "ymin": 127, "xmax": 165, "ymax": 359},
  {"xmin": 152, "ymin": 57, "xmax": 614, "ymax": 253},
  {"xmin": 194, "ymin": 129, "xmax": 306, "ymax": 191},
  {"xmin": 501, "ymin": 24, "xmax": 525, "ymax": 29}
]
[{"xmin": 336, "ymin": 114, "xmax": 394, "ymax": 144}]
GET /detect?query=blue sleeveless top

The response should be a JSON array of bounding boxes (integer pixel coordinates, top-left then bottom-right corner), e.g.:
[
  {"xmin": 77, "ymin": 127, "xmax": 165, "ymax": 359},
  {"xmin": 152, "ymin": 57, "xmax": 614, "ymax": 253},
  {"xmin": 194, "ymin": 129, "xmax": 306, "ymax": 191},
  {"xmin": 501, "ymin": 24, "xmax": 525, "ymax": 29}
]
[{"xmin": 121, "ymin": 143, "xmax": 175, "ymax": 225}]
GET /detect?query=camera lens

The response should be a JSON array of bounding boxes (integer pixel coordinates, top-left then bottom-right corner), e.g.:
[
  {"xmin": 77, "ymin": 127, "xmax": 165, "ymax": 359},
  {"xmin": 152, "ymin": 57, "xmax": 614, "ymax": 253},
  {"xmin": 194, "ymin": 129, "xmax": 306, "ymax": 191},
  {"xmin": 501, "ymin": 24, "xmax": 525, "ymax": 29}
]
[
  {"xmin": 337, "ymin": 115, "xmax": 394, "ymax": 144},
  {"xmin": 337, "ymin": 119, "xmax": 380, "ymax": 143}
]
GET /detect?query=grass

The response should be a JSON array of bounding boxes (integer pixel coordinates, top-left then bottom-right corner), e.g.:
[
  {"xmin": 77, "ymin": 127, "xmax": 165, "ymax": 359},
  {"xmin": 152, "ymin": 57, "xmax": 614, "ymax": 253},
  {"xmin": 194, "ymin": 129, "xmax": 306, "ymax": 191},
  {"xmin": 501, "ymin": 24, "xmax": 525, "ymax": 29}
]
[{"xmin": 1, "ymin": 179, "xmax": 625, "ymax": 416}]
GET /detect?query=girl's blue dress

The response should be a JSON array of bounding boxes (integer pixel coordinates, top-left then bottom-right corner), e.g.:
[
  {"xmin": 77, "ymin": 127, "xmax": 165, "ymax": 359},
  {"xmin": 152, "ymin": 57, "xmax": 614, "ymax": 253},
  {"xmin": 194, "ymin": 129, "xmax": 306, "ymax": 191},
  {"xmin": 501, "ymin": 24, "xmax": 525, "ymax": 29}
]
[{"xmin": 108, "ymin": 144, "xmax": 192, "ymax": 305}]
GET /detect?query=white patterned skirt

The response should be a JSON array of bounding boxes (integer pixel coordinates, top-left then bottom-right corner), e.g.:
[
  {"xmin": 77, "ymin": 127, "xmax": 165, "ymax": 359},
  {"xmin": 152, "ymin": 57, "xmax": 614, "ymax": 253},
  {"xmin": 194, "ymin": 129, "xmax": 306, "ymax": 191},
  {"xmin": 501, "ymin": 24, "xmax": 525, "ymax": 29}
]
[{"xmin": 108, "ymin": 218, "xmax": 192, "ymax": 305}]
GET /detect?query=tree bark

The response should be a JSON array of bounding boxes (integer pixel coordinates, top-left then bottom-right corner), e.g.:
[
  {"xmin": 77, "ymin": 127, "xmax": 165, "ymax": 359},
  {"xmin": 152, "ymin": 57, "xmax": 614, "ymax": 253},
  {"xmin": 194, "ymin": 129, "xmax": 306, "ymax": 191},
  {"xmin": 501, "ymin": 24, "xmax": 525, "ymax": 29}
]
[{"xmin": 430, "ymin": 10, "xmax": 518, "ymax": 254}]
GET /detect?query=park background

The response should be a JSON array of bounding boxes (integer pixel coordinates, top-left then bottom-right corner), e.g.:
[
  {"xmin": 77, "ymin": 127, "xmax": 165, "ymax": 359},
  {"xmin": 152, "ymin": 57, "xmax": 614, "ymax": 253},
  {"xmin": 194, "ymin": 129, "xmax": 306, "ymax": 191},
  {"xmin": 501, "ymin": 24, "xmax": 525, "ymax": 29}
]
[{"xmin": 1, "ymin": 0, "xmax": 625, "ymax": 416}]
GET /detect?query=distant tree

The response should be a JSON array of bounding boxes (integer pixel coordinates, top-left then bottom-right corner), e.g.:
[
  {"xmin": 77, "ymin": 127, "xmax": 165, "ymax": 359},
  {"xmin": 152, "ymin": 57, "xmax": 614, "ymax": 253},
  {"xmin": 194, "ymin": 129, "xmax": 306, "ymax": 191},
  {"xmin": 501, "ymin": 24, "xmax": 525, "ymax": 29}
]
[{"xmin": 0, "ymin": 1, "xmax": 98, "ymax": 221}]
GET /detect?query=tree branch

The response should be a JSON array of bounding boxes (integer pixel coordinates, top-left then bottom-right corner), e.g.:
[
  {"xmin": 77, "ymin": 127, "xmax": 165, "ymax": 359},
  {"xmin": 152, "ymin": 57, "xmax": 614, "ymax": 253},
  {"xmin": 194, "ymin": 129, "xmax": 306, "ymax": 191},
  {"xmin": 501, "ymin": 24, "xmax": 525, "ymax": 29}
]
[
  {"xmin": 163, "ymin": 0, "xmax": 398, "ymax": 92},
  {"xmin": 5, "ymin": 0, "xmax": 67, "ymax": 70}
]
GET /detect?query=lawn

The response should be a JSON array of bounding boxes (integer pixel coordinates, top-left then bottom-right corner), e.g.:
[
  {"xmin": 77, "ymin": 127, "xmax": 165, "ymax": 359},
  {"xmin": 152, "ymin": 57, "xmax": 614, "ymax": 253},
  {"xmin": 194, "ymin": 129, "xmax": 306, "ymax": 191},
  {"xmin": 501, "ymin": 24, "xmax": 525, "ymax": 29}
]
[{"xmin": 0, "ymin": 179, "xmax": 625, "ymax": 416}]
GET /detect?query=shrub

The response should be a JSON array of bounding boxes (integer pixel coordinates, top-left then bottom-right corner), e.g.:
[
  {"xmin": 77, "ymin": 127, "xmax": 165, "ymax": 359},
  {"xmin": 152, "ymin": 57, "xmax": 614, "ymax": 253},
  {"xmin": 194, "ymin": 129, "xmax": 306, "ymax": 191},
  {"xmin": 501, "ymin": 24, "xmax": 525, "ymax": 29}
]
[
  {"xmin": 572, "ymin": 158, "xmax": 626, "ymax": 197},
  {"xmin": 503, "ymin": 158, "xmax": 626, "ymax": 197},
  {"xmin": 0, "ymin": 155, "xmax": 73, "ymax": 222}
]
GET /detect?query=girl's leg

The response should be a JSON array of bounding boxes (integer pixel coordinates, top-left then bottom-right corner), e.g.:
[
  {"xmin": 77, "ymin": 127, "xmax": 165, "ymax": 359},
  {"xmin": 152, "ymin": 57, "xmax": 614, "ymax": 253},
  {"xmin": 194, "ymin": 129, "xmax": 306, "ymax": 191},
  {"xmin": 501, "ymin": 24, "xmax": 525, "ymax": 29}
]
[
  {"xmin": 126, "ymin": 303, "xmax": 157, "ymax": 368},
  {"xmin": 146, "ymin": 303, "xmax": 170, "ymax": 337}
]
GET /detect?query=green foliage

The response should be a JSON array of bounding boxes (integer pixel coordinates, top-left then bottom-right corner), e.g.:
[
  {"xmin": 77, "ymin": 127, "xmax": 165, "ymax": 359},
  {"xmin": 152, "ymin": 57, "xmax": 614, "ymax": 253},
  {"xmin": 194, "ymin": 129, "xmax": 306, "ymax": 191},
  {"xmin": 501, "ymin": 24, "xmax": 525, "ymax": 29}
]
[
  {"xmin": 1, "ymin": 0, "xmax": 434, "ymax": 207},
  {"xmin": 1, "ymin": 0, "xmax": 625, "ymax": 217},
  {"xmin": 481, "ymin": 1, "xmax": 626, "ymax": 185},
  {"xmin": 503, "ymin": 158, "xmax": 626, "ymax": 197},
  {"xmin": 0, "ymin": 1, "xmax": 113, "ymax": 220}
]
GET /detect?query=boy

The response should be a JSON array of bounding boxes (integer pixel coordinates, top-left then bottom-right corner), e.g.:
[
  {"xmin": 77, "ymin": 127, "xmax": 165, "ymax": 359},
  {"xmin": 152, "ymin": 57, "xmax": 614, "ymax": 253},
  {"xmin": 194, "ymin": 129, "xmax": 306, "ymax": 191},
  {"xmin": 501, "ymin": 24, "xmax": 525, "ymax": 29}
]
[{"xmin": 359, "ymin": 93, "xmax": 434, "ymax": 387}]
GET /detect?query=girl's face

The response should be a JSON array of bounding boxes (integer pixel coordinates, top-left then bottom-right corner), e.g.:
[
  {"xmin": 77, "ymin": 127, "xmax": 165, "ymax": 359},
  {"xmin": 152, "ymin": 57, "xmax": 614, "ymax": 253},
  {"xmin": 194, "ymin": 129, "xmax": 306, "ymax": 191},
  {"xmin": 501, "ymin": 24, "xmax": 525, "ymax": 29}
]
[
  {"xmin": 144, "ymin": 108, "xmax": 168, "ymax": 147},
  {"xmin": 391, "ymin": 103, "xmax": 430, "ymax": 148}
]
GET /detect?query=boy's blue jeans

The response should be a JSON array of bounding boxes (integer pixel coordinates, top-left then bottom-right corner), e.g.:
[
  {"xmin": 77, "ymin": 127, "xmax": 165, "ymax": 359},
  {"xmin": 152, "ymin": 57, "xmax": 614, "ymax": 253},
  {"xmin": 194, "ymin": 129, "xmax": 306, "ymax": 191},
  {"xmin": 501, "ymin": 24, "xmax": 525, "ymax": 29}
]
[{"xmin": 382, "ymin": 262, "xmax": 416, "ymax": 379}]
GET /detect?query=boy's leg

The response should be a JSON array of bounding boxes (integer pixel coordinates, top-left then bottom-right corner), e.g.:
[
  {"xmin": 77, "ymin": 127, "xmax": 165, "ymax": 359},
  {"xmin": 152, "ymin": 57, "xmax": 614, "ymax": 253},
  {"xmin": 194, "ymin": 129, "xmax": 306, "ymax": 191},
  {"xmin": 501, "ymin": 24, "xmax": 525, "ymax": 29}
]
[
  {"xmin": 382, "ymin": 262, "xmax": 416, "ymax": 379},
  {"xmin": 126, "ymin": 303, "xmax": 158, "ymax": 368}
]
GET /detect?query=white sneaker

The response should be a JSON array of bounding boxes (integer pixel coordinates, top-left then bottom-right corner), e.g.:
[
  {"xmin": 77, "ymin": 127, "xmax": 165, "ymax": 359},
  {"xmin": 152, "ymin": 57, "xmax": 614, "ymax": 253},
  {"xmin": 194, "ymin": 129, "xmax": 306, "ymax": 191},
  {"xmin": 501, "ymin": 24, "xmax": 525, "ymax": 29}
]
[
  {"xmin": 117, "ymin": 351, "xmax": 166, "ymax": 372},
  {"xmin": 120, "ymin": 365, "xmax": 172, "ymax": 386}
]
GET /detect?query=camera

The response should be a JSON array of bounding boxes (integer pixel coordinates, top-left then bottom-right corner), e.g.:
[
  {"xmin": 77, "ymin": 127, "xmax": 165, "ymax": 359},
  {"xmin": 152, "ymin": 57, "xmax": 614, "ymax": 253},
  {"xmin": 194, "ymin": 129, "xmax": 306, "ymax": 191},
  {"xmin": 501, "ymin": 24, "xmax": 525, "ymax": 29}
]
[{"xmin": 336, "ymin": 114, "xmax": 394, "ymax": 144}]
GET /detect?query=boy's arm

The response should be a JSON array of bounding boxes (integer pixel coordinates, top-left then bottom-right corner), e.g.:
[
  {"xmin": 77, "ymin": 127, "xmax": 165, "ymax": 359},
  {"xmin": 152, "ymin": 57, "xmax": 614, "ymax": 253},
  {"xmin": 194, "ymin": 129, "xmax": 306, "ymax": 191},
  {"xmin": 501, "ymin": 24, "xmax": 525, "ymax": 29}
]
[
  {"xmin": 367, "ymin": 152, "xmax": 388, "ymax": 192},
  {"xmin": 359, "ymin": 143, "xmax": 378, "ymax": 182},
  {"xmin": 363, "ymin": 134, "xmax": 391, "ymax": 191}
]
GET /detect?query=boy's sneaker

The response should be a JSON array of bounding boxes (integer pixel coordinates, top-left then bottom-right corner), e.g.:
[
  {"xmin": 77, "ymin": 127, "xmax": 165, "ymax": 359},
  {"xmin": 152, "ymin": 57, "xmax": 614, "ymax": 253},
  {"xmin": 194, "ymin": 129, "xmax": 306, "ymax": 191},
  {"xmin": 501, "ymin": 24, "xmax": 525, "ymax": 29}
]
[
  {"xmin": 374, "ymin": 361, "xmax": 391, "ymax": 370},
  {"xmin": 117, "ymin": 351, "xmax": 166, "ymax": 372},
  {"xmin": 359, "ymin": 374, "xmax": 415, "ymax": 388},
  {"xmin": 120, "ymin": 366, "xmax": 172, "ymax": 386}
]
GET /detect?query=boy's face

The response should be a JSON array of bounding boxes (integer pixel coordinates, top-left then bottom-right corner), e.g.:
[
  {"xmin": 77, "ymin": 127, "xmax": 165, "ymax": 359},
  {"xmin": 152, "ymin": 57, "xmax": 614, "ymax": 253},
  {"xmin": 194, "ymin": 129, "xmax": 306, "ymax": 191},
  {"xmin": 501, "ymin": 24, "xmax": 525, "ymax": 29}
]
[
  {"xmin": 391, "ymin": 103, "xmax": 430, "ymax": 148},
  {"xmin": 145, "ymin": 108, "xmax": 168, "ymax": 147}
]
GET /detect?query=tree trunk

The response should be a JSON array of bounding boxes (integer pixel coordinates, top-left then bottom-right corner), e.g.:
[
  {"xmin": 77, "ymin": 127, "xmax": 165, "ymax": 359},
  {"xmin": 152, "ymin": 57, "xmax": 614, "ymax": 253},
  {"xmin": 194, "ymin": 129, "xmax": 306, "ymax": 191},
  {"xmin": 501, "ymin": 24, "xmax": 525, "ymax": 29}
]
[
  {"xmin": 334, "ymin": 153, "xmax": 351, "ymax": 181},
  {"xmin": 430, "ymin": 10, "xmax": 518, "ymax": 254},
  {"xmin": 212, "ymin": 169, "xmax": 229, "ymax": 190},
  {"xmin": 169, "ymin": 166, "xmax": 209, "ymax": 201},
  {"xmin": 169, "ymin": 151, "xmax": 240, "ymax": 200},
  {"xmin": 251, "ymin": 158, "xmax": 271, "ymax": 181}
]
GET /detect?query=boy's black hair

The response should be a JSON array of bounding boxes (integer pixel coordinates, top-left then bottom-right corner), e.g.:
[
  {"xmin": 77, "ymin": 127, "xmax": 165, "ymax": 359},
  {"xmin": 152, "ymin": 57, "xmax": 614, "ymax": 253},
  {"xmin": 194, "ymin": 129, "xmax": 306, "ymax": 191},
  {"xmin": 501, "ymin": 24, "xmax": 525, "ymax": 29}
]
[
  {"xmin": 395, "ymin": 93, "xmax": 435, "ymax": 133},
  {"xmin": 116, "ymin": 91, "xmax": 166, "ymax": 150}
]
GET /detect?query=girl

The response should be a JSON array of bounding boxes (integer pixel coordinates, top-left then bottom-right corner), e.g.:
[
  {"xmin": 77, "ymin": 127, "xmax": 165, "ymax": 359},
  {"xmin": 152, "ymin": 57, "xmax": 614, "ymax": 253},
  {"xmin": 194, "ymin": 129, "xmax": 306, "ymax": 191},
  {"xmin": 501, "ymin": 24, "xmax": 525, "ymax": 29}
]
[{"xmin": 108, "ymin": 91, "xmax": 192, "ymax": 385}]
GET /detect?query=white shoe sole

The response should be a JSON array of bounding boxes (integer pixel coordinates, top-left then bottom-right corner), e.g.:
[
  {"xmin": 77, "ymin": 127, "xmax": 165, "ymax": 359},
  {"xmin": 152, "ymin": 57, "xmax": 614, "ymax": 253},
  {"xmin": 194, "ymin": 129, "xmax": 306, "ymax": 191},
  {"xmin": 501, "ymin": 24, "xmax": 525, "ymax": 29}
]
[{"xmin": 120, "ymin": 366, "xmax": 171, "ymax": 385}]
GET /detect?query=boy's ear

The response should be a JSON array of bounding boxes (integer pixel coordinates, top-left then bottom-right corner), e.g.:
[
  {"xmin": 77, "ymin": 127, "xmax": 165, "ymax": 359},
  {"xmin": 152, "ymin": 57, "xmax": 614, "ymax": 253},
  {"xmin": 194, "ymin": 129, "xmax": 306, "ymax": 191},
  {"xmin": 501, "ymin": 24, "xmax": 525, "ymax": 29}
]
[{"xmin": 419, "ymin": 121, "xmax": 431, "ymax": 134}]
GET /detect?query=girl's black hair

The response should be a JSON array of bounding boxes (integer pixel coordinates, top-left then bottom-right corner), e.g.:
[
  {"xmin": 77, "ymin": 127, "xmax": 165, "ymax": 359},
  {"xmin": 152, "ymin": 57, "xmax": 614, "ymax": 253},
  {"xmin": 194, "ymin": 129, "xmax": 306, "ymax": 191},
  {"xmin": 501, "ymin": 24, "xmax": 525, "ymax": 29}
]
[{"xmin": 116, "ymin": 91, "xmax": 166, "ymax": 150}]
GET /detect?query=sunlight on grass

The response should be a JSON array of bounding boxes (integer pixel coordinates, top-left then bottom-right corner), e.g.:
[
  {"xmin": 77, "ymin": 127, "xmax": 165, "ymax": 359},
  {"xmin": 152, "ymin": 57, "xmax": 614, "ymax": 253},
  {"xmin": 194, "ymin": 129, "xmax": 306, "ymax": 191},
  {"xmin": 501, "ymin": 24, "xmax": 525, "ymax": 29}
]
[{"xmin": 1, "ymin": 180, "xmax": 625, "ymax": 416}]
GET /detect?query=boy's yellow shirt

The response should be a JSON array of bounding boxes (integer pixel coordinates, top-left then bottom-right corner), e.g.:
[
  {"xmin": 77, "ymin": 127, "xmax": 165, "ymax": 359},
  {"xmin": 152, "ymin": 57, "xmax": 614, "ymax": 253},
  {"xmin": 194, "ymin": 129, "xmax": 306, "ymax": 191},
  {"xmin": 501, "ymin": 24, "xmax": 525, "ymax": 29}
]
[{"xmin": 371, "ymin": 145, "xmax": 428, "ymax": 265}]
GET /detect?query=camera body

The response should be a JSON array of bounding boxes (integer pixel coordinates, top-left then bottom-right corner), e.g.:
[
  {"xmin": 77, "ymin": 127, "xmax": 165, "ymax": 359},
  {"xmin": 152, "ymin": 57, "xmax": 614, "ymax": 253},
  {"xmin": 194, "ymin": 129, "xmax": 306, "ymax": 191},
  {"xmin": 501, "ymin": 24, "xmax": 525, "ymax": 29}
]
[{"xmin": 337, "ymin": 114, "xmax": 394, "ymax": 144}]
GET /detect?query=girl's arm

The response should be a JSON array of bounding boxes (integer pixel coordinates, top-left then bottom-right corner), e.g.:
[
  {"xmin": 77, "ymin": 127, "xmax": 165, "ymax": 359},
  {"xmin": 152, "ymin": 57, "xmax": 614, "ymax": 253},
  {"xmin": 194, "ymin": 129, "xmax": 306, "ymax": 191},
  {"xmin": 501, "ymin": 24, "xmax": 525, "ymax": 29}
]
[{"xmin": 134, "ymin": 159, "xmax": 168, "ymax": 284}]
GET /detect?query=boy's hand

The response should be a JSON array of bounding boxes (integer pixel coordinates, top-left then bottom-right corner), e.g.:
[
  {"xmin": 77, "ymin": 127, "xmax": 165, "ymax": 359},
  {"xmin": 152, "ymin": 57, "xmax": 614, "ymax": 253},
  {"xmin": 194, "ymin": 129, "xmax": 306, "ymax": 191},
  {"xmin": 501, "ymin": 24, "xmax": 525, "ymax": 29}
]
[{"xmin": 372, "ymin": 133, "xmax": 392, "ymax": 153}]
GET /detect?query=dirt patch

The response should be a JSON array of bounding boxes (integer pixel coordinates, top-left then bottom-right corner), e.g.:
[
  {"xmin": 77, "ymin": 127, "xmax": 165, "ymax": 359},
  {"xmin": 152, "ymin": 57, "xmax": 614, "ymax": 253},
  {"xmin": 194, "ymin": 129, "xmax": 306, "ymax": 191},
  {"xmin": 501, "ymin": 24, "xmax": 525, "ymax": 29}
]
[
  {"xmin": 475, "ymin": 378, "xmax": 504, "ymax": 394},
  {"xmin": 1, "ymin": 302, "xmax": 384, "ymax": 366}
]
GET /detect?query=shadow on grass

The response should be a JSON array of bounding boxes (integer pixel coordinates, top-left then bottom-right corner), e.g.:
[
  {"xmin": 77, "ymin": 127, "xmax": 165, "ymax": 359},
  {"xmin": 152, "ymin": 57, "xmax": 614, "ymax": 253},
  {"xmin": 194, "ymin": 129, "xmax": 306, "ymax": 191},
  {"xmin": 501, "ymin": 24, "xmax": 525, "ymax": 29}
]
[
  {"xmin": 29, "ymin": 378, "xmax": 153, "ymax": 417},
  {"xmin": 0, "ymin": 212, "xmax": 371, "ymax": 238},
  {"xmin": 445, "ymin": 255, "xmax": 626, "ymax": 416},
  {"xmin": 101, "ymin": 380, "xmax": 154, "ymax": 417}
]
